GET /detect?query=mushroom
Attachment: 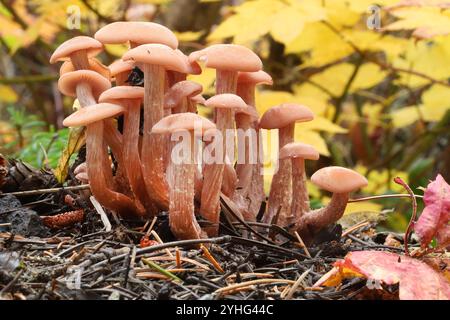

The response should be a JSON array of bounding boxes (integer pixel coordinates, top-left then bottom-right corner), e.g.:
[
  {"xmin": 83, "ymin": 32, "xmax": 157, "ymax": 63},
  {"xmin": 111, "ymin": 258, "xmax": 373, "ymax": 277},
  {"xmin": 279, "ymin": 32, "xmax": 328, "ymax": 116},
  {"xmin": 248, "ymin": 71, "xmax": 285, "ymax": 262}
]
[
  {"xmin": 152, "ymin": 113, "xmax": 216, "ymax": 240},
  {"xmin": 295, "ymin": 166, "xmax": 368, "ymax": 244},
  {"xmin": 167, "ymin": 49, "xmax": 202, "ymax": 88},
  {"xmin": 109, "ymin": 59, "xmax": 135, "ymax": 85},
  {"xmin": 164, "ymin": 80, "xmax": 203, "ymax": 114},
  {"xmin": 74, "ymin": 162, "xmax": 89, "ymax": 184},
  {"xmin": 98, "ymin": 86, "xmax": 156, "ymax": 215},
  {"xmin": 259, "ymin": 103, "xmax": 314, "ymax": 227},
  {"xmin": 60, "ymin": 58, "xmax": 110, "ymax": 80},
  {"xmin": 234, "ymin": 71, "xmax": 273, "ymax": 219},
  {"xmin": 201, "ymin": 93, "xmax": 248, "ymax": 236},
  {"xmin": 50, "ymin": 36, "xmax": 103, "ymax": 70},
  {"xmin": 94, "ymin": 21, "xmax": 178, "ymax": 49},
  {"xmin": 279, "ymin": 142, "xmax": 319, "ymax": 226},
  {"xmin": 122, "ymin": 44, "xmax": 186, "ymax": 209},
  {"xmin": 63, "ymin": 103, "xmax": 145, "ymax": 217}
]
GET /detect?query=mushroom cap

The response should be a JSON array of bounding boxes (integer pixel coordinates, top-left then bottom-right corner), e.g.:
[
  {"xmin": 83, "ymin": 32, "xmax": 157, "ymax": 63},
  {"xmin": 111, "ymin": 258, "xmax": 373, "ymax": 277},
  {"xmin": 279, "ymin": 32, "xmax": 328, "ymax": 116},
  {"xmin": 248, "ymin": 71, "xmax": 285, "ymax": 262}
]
[
  {"xmin": 63, "ymin": 103, "xmax": 125, "ymax": 127},
  {"xmin": 151, "ymin": 113, "xmax": 216, "ymax": 135},
  {"xmin": 58, "ymin": 70, "xmax": 111, "ymax": 99},
  {"xmin": 235, "ymin": 105, "xmax": 259, "ymax": 121},
  {"xmin": 50, "ymin": 36, "xmax": 103, "ymax": 64},
  {"xmin": 189, "ymin": 44, "xmax": 262, "ymax": 72},
  {"xmin": 60, "ymin": 58, "xmax": 110, "ymax": 79},
  {"xmin": 175, "ymin": 49, "xmax": 202, "ymax": 75},
  {"xmin": 279, "ymin": 142, "xmax": 320, "ymax": 160},
  {"xmin": 204, "ymin": 93, "xmax": 248, "ymax": 110},
  {"xmin": 164, "ymin": 81, "xmax": 203, "ymax": 109},
  {"xmin": 122, "ymin": 44, "xmax": 185, "ymax": 73},
  {"xmin": 237, "ymin": 70, "xmax": 273, "ymax": 86},
  {"xmin": 311, "ymin": 166, "xmax": 368, "ymax": 194},
  {"xmin": 190, "ymin": 94, "xmax": 205, "ymax": 104},
  {"xmin": 99, "ymin": 86, "xmax": 144, "ymax": 104},
  {"xmin": 259, "ymin": 103, "xmax": 314, "ymax": 129},
  {"xmin": 94, "ymin": 21, "xmax": 178, "ymax": 49},
  {"xmin": 109, "ymin": 59, "xmax": 135, "ymax": 77}
]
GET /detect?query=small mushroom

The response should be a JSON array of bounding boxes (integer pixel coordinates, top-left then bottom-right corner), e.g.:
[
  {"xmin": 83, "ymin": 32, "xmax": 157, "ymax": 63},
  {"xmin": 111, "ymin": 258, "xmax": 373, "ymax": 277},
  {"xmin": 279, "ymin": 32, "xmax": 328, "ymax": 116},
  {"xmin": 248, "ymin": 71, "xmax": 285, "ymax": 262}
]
[
  {"xmin": 123, "ymin": 44, "xmax": 186, "ymax": 210},
  {"xmin": 99, "ymin": 86, "xmax": 156, "ymax": 215},
  {"xmin": 164, "ymin": 80, "xmax": 203, "ymax": 114},
  {"xmin": 63, "ymin": 103, "xmax": 145, "ymax": 217},
  {"xmin": 279, "ymin": 142, "xmax": 319, "ymax": 226},
  {"xmin": 167, "ymin": 49, "xmax": 202, "ymax": 88},
  {"xmin": 295, "ymin": 166, "xmax": 368, "ymax": 244},
  {"xmin": 60, "ymin": 58, "xmax": 110, "ymax": 80},
  {"xmin": 74, "ymin": 162, "xmax": 89, "ymax": 184},
  {"xmin": 201, "ymin": 93, "xmax": 248, "ymax": 236},
  {"xmin": 50, "ymin": 36, "xmax": 103, "ymax": 70},
  {"xmin": 259, "ymin": 103, "xmax": 314, "ymax": 227},
  {"xmin": 109, "ymin": 59, "xmax": 135, "ymax": 85},
  {"xmin": 152, "ymin": 113, "xmax": 216, "ymax": 240},
  {"xmin": 94, "ymin": 21, "xmax": 178, "ymax": 49}
]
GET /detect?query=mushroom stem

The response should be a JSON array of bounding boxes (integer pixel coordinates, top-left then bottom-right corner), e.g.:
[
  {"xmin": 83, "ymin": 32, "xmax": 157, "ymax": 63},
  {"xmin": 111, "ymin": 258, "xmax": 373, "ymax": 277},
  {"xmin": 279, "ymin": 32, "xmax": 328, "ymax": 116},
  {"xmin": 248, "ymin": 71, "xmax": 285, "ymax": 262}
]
[
  {"xmin": 115, "ymin": 73, "xmax": 129, "ymax": 86},
  {"xmin": 168, "ymin": 132, "xmax": 202, "ymax": 239},
  {"xmin": 295, "ymin": 193, "xmax": 349, "ymax": 243},
  {"xmin": 200, "ymin": 108, "xmax": 233, "ymax": 236},
  {"xmin": 263, "ymin": 123, "xmax": 294, "ymax": 226},
  {"xmin": 291, "ymin": 158, "xmax": 309, "ymax": 223},
  {"xmin": 216, "ymin": 70, "xmax": 238, "ymax": 94},
  {"xmin": 86, "ymin": 122, "xmax": 144, "ymax": 217},
  {"xmin": 70, "ymin": 51, "xmax": 90, "ymax": 70},
  {"xmin": 142, "ymin": 64, "xmax": 169, "ymax": 209}
]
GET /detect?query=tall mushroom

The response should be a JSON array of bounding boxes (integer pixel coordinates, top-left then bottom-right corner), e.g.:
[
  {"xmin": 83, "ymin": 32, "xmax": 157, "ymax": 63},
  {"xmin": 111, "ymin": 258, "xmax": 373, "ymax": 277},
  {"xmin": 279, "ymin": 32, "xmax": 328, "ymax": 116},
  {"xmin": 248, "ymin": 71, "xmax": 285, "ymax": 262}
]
[
  {"xmin": 234, "ymin": 71, "xmax": 273, "ymax": 219},
  {"xmin": 98, "ymin": 86, "xmax": 156, "ymax": 215},
  {"xmin": 295, "ymin": 166, "xmax": 368, "ymax": 244},
  {"xmin": 63, "ymin": 103, "xmax": 145, "ymax": 217},
  {"xmin": 152, "ymin": 113, "xmax": 216, "ymax": 240},
  {"xmin": 279, "ymin": 142, "xmax": 319, "ymax": 226},
  {"xmin": 201, "ymin": 93, "xmax": 248, "ymax": 236},
  {"xmin": 259, "ymin": 103, "xmax": 314, "ymax": 227},
  {"xmin": 122, "ymin": 44, "xmax": 186, "ymax": 209}
]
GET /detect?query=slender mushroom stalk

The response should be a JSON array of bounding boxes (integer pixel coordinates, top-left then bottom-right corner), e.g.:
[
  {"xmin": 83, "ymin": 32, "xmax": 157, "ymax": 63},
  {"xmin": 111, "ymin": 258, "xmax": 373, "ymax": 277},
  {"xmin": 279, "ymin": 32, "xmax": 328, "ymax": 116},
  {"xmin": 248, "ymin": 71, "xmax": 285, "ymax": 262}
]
[
  {"xmin": 233, "ymin": 71, "xmax": 273, "ymax": 220},
  {"xmin": 152, "ymin": 113, "xmax": 216, "ymax": 240},
  {"xmin": 259, "ymin": 104, "xmax": 314, "ymax": 227},
  {"xmin": 63, "ymin": 103, "xmax": 145, "ymax": 217},
  {"xmin": 99, "ymin": 86, "xmax": 157, "ymax": 215},
  {"xmin": 50, "ymin": 36, "xmax": 103, "ymax": 71},
  {"xmin": 295, "ymin": 166, "xmax": 368, "ymax": 244},
  {"xmin": 201, "ymin": 94, "xmax": 248, "ymax": 236},
  {"xmin": 123, "ymin": 44, "xmax": 186, "ymax": 210},
  {"xmin": 279, "ymin": 142, "xmax": 319, "ymax": 226}
]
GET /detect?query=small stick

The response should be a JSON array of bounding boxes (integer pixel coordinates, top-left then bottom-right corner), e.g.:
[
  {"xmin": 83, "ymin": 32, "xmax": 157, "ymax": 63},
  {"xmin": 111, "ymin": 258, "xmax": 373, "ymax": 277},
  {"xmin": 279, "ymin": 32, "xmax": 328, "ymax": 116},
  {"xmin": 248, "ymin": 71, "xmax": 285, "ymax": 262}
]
[
  {"xmin": 141, "ymin": 258, "xmax": 182, "ymax": 283},
  {"xmin": 200, "ymin": 244, "xmax": 224, "ymax": 273},
  {"xmin": 285, "ymin": 268, "xmax": 311, "ymax": 300},
  {"xmin": 294, "ymin": 231, "xmax": 311, "ymax": 258},
  {"xmin": 342, "ymin": 220, "xmax": 370, "ymax": 237},
  {"xmin": 150, "ymin": 230, "xmax": 173, "ymax": 257},
  {"xmin": 2, "ymin": 184, "xmax": 90, "ymax": 197},
  {"xmin": 214, "ymin": 278, "xmax": 296, "ymax": 295},
  {"xmin": 393, "ymin": 177, "xmax": 417, "ymax": 256},
  {"xmin": 90, "ymin": 196, "xmax": 112, "ymax": 232},
  {"xmin": 175, "ymin": 247, "xmax": 181, "ymax": 268},
  {"xmin": 349, "ymin": 193, "xmax": 423, "ymax": 202}
]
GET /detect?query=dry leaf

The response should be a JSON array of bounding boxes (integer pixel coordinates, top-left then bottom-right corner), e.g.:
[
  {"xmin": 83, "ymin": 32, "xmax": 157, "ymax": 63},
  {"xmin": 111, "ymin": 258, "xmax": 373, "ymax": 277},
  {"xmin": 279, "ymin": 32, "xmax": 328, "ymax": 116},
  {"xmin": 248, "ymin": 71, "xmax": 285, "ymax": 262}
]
[{"xmin": 53, "ymin": 126, "xmax": 85, "ymax": 183}]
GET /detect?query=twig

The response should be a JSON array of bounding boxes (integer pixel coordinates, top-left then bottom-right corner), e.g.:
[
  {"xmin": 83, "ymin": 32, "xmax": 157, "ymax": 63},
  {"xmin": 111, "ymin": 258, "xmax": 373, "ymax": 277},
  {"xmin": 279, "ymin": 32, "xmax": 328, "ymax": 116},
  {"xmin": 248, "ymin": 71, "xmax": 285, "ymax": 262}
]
[
  {"xmin": 294, "ymin": 231, "xmax": 311, "ymax": 258},
  {"xmin": 393, "ymin": 177, "xmax": 417, "ymax": 256},
  {"xmin": 200, "ymin": 244, "xmax": 224, "ymax": 273},
  {"xmin": 214, "ymin": 279, "xmax": 296, "ymax": 295},
  {"xmin": 141, "ymin": 258, "xmax": 183, "ymax": 283},
  {"xmin": 150, "ymin": 230, "xmax": 173, "ymax": 257},
  {"xmin": 348, "ymin": 194, "xmax": 423, "ymax": 202},
  {"xmin": 0, "ymin": 269, "xmax": 24, "ymax": 295},
  {"xmin": 2, "ymin": 184, "xmax": 90, "ymax": 197},
  {"xmin": 284, "ymin": 268, "xmax": 311, "ymax": 300},
  {"xmin": 90, "ymin": 196, "xmax": 112, "ymax": 232}
]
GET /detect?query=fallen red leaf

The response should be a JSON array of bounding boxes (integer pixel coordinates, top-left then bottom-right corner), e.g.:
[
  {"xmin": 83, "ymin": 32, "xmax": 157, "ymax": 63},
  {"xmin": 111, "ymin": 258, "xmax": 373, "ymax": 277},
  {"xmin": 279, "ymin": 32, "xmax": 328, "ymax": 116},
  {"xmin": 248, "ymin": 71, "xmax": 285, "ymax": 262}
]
[
  {"xmin": 415, "ymin": 175, "xmax": 450, "ymax": 248},
  {"xmin": 315, "ymin": 251, "xmax": 450, "ymax": 300}
]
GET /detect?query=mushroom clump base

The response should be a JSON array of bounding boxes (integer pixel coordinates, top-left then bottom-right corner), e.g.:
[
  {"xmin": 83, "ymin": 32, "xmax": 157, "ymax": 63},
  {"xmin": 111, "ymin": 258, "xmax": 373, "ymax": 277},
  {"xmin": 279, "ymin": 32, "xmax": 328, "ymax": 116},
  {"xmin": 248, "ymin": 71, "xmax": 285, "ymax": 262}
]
[{"xmin": 52, "ymin": 21, "xmax": 368, "ymax": 244}]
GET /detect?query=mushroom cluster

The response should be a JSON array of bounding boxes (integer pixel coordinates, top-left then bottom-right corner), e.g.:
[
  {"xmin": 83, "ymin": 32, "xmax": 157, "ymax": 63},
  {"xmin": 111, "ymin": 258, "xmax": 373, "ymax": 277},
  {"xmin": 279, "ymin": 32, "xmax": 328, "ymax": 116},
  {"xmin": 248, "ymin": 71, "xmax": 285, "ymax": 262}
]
[{"xmin": 52, "ymin": 21, "xmax": 367, "ymax": 244}]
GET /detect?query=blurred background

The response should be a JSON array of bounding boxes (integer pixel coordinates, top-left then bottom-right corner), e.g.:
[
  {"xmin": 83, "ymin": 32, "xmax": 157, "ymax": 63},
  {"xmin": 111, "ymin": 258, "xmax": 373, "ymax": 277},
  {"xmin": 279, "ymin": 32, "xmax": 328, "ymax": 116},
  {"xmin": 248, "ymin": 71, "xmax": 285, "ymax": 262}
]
[{"xmin": 0, "ymin": 0, "xmax": 449, "ymax": 231}]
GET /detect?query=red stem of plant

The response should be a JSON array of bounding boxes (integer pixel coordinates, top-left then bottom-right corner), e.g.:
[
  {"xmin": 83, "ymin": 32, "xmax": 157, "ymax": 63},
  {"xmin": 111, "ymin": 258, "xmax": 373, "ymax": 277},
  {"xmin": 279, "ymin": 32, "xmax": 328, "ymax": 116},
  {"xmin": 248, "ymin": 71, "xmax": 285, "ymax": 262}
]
[{"xmin": 393, "ymin": 176, "xmax": 417, "ymax": 256}]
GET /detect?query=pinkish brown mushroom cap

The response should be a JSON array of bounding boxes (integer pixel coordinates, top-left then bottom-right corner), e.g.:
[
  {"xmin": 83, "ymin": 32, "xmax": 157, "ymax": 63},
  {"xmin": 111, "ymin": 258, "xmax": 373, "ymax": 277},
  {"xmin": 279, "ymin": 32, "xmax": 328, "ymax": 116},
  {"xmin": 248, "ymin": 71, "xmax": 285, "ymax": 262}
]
[
  {"xmin": 58, "ymin": 70, "xmax": 111, "ymax": 99},
  {"xmin": 151, "ymin": 113, "xmax": 216, "ymax": 135},
  {"xmin": 109, "ymin": 59, "xmax": 135, "ymax": 77},
  {"xmin": 235, "ymin": 105, "xmax": 259, "ymax": 121},
  {"xmin": 50, "ymin": 36, "xmax": 103, "ymax": 64},
  {"xmin": 311, "ymin": 166, "xmax": 368, "ymax": 194},
  {"xmin": 279, "ymin": 142, "xmax": 320, "ymax": 160},
  {"xmin": 190, "ymin": 94, "xmax": 206, "ymax": 104},
  {"xmin": 122, "ymin": 44, "xmax": 186, "ymax": 73},
  {"xmin": 63, "ymin": 103, "xmax": 125, "ymax": 127},
  {"xmin": 237, "ymin": 70, "xmax": 273, "ymax": 86},
  {"xmin": 175, "ymin": 49, "xmax": 202, "ymax": 75},
  {"xmin": 189, "ymin": 44, "xmax": 262, "ymax": 72},
  {"xmin": 99, "ymin": 86, "xmax": 144, "ymax": 104},
  {"xmin": 60, "ymin": 58, "xmax": 110, "ymax": 79},
  {"xmin": 94, "ymin": 21, "xmax": 178, "ymax": 49},
  {"xmin": 205, "ymin": 93, "xmax": 248, "ymax": 110},
  {"xmin": 259, "ymin": 103, "xmax": 314, "ymax": 129},
  {"xmin": 164, "ymin": 81, "xmax": 203, "ymax": 109}
]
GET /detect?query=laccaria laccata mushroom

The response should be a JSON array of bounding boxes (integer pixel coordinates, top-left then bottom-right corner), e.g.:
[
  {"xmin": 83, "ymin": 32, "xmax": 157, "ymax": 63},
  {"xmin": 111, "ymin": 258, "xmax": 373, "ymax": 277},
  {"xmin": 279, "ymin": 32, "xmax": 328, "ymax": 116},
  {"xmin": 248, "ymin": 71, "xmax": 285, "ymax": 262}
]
[
  {"xmin": 50, "ymin": 36, "xmax": 103, "ymax": 70},
  {"xmin": 259, "ymin": 103, "xmax": 314, "ymax": 227},
  {"xmin": 63, "ymin": 103, "xmax": 145, "ymax": 217},
  {"xmin": 201, "ymin": 93, "xmax": 248, "ymax": 236},
  {"xmin": 152, "ymin": 113, "xmax": 216, "ymax": 240},
  {"xmin": 295, "ymin": 166, "xmax": 368, "ymax": 244},
  {"xmin": 109, "ymin": 59, "xmax": 135, "ymax": 86},
  {"xmin": 60, "ymin": 58, "xmax": 110, "ymax": 80},
  {"xmin": 164, "ymin": 80, "xmax": 203, "ymax": 114},
  {"xmin": 122, "ymin": 44, "xmax": 186, "ymax": 210},
  {"xmin": 279, "ymin": 142, "xmax": 319, "ymax": 226}
]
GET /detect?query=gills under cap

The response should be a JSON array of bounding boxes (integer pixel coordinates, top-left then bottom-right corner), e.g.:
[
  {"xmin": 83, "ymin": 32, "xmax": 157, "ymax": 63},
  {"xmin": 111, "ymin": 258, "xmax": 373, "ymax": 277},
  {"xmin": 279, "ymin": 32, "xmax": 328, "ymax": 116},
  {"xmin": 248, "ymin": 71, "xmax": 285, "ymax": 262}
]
[
  {"xmin": 60, "ymin": 58, "xmax": 110, "ymax": 79},
  {"xmin": 58, "ymin": 70, "xmax": 111, "ymax": 99},
  {"xmin": 63, "ymin": 103, "xmax": 125, "ymax": 127}
]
